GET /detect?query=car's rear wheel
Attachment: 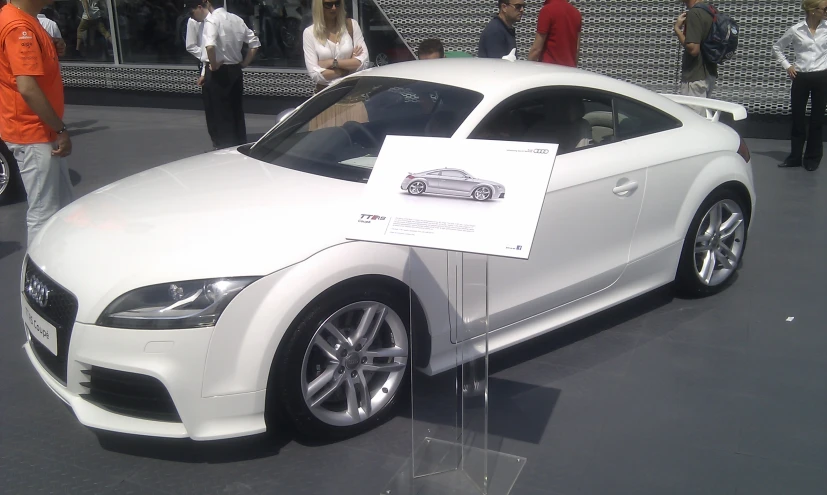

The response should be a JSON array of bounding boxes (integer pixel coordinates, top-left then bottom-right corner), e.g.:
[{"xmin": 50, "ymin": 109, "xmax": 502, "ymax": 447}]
[
  {"xmin": 0, "ymin": 142, "xmax": 23, "ymax": 206},
  {"xmin": 676, "ymin": 189, "xmax": 748, "ymax": 296},
  {"xmin": 269, "ymin": 285, "xmax": 410, "ymax": 440},
  {"xmin": 473, "ymin": 186, "xmax": 492, "ymax": 201},
  {"xmin": 408, "ymin": 181, "xmax": 426, "ymax": 195}
]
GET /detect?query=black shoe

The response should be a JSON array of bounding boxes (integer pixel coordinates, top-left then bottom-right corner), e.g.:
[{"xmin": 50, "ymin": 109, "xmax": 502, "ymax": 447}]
[
  {"xmin": 778, "ymin": 159, "xmax": 801, "ymax": 168},
  {"xmin": 803, "ymin": 161, "xmax": 820, "ymax": 171}
]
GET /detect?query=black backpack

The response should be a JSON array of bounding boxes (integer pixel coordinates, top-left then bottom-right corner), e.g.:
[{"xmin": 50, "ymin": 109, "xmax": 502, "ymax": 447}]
[{"xmin": 692, "ymin": 3, "xmax": 738, "ymax": 64}]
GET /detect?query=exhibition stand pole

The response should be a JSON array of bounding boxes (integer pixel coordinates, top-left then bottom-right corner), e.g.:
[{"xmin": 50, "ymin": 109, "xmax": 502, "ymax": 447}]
[
  {"xmin": 344, "ymin": 135, "xmax": 557, "ymax": 495},
  {"xmin": 382, "ymin": 253, "xmax": 525, "ymax": 495}
]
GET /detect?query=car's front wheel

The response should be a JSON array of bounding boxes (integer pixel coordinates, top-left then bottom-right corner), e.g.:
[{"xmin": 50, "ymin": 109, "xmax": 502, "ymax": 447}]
[
  {"xmin": 473, "ymin": 186, "xmax": 492, "ymax": 201},
  {"xmin": 676, "ymin": 189, "xmax": 748, "ymax": 296},
  {"xmin": 270, "ymin": 285, "xmax": 410, "ymax": 440}
]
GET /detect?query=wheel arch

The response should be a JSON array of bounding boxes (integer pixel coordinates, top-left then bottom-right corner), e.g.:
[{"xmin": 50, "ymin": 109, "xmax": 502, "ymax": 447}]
[
  {"xmin": 262, "ymin": 273, "xmax": 431, "ymax": 425},
  {"xmin": 267, "ymin": 273, "xmax": 431, "ymax": 379},
  {"xmin": 203, "ymin": 242, "xmax": 445, "ymax": 399},
  {"xmin": 673, "ymin": 155, "xmax": 754, "ymax": 248}
]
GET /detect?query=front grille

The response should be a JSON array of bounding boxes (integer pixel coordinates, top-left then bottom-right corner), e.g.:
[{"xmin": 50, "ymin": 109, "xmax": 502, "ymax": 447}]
[
  {"xmin": 80, "ymin": 367, "xmax": 182, "ymax": 423},
  {"xmin": 24, "ymin": 257, "xmax": 79, "ymax": 384}
]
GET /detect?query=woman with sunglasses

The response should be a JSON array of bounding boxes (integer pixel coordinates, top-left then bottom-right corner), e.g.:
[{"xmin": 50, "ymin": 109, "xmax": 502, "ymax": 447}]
[
  {"xmin": 773, "ymin": 0, "xmax": 827, "ymax": 171},
  {"xmin": 302, "ymin": 0, "xmax": 368, "ymax": 93}
]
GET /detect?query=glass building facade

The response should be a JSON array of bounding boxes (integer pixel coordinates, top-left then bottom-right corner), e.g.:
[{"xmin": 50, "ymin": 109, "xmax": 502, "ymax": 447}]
[
  {"xmin": 38, "ymin": 0, "xmax": 413, "ymax": 70},
  {"xmin": 5, "ymin": 0, "xmax": 805, "ymax": 114}
]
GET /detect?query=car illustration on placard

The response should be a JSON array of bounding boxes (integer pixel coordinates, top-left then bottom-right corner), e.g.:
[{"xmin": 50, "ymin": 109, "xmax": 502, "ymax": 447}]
[{"xmin": 401, "ymin": 168, "xmax": 506, "ymax": 201}]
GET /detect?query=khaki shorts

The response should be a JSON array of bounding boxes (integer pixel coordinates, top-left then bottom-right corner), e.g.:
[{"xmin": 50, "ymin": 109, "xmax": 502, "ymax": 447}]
[
  {"xmin": 679, "ymin": 75, "xmax": 717, "ymax": 116},
  {"xmin": 77, "ymin": 18, "xmax": 111, "ymax": 40}
]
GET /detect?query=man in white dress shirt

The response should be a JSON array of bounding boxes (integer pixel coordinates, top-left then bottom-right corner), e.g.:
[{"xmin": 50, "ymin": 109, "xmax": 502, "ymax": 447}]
[
  {"xmin": 37, "ymin": 8, "xmax": 66, "ymax": 56},
  {"xmin": 187, "ymin": 0, "xmax": 260, "ymax": 148}
]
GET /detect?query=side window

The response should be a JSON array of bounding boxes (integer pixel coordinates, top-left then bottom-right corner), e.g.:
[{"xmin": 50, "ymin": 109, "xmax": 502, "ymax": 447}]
[
  {"xmin": 441, "ymin": 170, "xmax": 465, "ymax": 178},
  {"xmin": 614, "ymin": 98, "xmax": 681, "ymax": 140},
  {"xmin": 470, "ymin": 89, "xmax": 615, "ymax": 155}
]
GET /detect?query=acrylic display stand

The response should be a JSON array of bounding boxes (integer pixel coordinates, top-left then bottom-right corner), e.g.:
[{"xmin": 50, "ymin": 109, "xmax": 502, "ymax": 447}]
[{"xmin": 382, "ymin": 254, "xmax": 526, "ymax": 495}]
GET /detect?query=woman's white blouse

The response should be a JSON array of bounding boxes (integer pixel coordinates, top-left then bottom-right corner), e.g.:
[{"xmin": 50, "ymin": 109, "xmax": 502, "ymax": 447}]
[
  {"xmin": 772, "ymin": 21, "xmax": 827, "ymax": 72},
  {"xmin": 303, "ymin": 21, "xmax": 369, "ymax": 86}
]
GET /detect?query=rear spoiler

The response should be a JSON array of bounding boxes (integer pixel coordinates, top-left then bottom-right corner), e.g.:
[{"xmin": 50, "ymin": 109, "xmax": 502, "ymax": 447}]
[{"xmin": 659, "ymin": 94, "xmax": 748, "ymax": 122}]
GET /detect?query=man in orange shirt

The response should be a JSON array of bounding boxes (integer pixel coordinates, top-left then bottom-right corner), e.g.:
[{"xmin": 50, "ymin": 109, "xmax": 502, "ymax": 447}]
[{"xmin": 0, "ymin": 0, "xmax": 73, "ymax": 246}]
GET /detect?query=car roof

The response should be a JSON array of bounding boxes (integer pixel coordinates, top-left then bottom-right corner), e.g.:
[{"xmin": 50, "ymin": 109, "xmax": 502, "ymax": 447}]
[
  {"xmin": 353, "ymin": 58, "xmax": 700, "ymax": 121},
  {"xmin": 422, "ymin": 168, "xmax": 467, "ymax": 174},
  {"xmin": 359, "ymin": 59, "xmax": 583, "ymax": 94}
]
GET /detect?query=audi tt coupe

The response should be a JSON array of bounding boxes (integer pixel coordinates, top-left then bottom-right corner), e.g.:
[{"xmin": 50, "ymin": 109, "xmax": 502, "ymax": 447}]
[
  {"xmin": 401, "ymin": 168, "xmax": 506, "ymax": 201},
  {"xmin": 20, "ymin": 58, "xmax": 754, "ymax": 441}
]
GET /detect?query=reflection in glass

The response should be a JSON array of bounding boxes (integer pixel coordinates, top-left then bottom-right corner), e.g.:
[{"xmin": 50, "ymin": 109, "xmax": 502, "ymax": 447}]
[
  {"xmin": 113, "ymin": 0, "xmax": 195, "ymax": 64},
  {"xmin": 356, "ymin": 0, "xmax": 413, "ymax": 67},
  {"xmin": 245, "ymin": 77, "xmax": 484, "ymax": 179},
  {"xmin": 225, "ymin": 0, "xmax": 314, "ymax": 67},
  {"xmin": 49, "ymin": 0, "xmax": 114, "ymax": 62},
  {"xmin": 44, "ymin": 0, "xmax": 413, "ymax": 68}
]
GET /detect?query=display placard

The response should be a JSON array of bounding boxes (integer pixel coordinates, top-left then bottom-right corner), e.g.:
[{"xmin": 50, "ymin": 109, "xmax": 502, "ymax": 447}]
[{"xmin": 346, "ymin": 136, "xmax": 557, "ymax": 259}]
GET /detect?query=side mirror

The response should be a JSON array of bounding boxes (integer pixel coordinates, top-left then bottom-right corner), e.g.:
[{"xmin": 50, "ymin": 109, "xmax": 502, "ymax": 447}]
[{"xmin": 275, "ymin": 108, "xmax": 296, "ymax": 124}]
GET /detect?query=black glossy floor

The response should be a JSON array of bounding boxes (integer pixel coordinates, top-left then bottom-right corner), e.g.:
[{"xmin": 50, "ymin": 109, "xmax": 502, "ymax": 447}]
[{"xmin": 1, "ymin": 107, "xmax": 825, "ymax": 495}]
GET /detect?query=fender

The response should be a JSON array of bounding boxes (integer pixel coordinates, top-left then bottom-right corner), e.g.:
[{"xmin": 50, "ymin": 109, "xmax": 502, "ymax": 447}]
[
  {"xmin": 673, "ymin": 154, "xmax": 754, "ymax": 244},
  {"xmin": 201, "ymin": 241, "xmax": 449, "ymax": 397},
  {"xmin": 630, "ymin": 151, "xmax": 754, "ymax": 265}
]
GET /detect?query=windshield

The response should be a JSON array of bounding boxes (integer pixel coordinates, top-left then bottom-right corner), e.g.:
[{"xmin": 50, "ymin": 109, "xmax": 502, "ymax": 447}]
[{"xmin": 243, "ymin": 77, "xmax": 484, "ymax": 183}]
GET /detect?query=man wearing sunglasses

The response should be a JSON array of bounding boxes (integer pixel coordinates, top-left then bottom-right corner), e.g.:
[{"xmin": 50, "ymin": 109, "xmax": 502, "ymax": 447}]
[
  {"xmin": 478, "ymin": 0, "xmax": 524, "ymax": 59},
  {"xmin": 527, "ymin": 0, "xmax": 582, "ymax": 67}
]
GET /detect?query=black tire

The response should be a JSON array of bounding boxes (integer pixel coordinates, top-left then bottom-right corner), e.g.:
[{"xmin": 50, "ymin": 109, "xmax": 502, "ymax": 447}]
[
  {"xmin": 472, "ymin": 185, "xmax": 492, "ymax": 201},
  {"xmin": 267, "ymin": 283, "xmax": 411, "ymax": 441},
  {"xmin": 407, "ymin": 181, "xmax": 426, "ymax": 195},
  {"xmin": 675, "ymin": 188, "xmax": 749, "ymax": 297},
  {"xmin": 0, "ymin": 141, "xmax": 23, "ymax": 206}
]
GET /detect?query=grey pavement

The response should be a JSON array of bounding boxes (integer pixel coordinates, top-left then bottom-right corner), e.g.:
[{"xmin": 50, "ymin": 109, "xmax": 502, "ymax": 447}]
[{"xmin": 1, "ymin": 106, "xmax": 826, "ymax": 495}]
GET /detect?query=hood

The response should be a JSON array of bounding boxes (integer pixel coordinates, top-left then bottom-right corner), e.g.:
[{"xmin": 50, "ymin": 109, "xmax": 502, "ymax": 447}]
[{"xmin": 27, "ymin": 150, "xmax": 362, "ymax": 321}]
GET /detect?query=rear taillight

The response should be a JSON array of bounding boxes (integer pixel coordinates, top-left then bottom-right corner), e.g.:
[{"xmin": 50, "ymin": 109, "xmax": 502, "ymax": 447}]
[
  {"xmin": 406, "ymin": 174, "xmax": 415, "ymax": 179},
  {"xmin": 737, "ymin": 138, "xmax": 751, "ymax": 163}
]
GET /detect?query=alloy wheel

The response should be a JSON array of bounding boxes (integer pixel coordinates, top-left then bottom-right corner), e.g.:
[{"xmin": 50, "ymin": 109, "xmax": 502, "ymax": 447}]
[
  {"xmin": 300, "ymin": 301, "xmax": 408, "ymax": 427},
  {"xmin": 474, "ymin": 186, "xmax": 491, "ymax": 201},
  {"xmin": 693, "ymin": 199, "xmax": 745, "ymax": 286},
  {"xmin": 408, "ymin": 182, "xmax": 425, "ymax": 195},
  {"xmin": 0, "ymin": 153, "xmax": 9, "ymax": 197}
]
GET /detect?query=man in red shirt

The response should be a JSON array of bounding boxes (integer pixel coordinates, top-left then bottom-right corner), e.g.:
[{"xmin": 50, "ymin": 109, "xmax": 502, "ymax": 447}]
[
  {"xmin": 527, "ymin": 0, "xmax": 582, "ymax": 67},
  {"xmin": 0, "ymin": 0, "xmax": 73, "ymax": 246}
]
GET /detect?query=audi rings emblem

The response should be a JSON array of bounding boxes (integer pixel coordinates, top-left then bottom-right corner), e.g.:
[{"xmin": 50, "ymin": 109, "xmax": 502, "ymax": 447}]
[
  {"xmin": 25, "ymin": 274, "xmax": 51, "ymax": 308},
  {"xmin": 532, "ymin": 149, "xmax": 550, "ymax": 154}
]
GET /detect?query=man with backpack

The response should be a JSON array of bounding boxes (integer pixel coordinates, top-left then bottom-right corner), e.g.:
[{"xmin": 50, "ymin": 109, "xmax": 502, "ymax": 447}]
[{"xmin": 674, "ymin": 1, "xmax": 737, "ymax": 112}]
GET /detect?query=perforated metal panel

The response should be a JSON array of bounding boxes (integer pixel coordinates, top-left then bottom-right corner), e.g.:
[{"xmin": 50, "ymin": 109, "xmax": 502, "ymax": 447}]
[
  {"xmin": 376, "ymin": 0, "xmax": 803, "ymax": 115},
  {"xmin": 61, "ymin": 65, "xmax": 315, "ymax": 97},
  {"xmin": 62, "ymin": 1, "xmax": 804, "ymax": 115}
]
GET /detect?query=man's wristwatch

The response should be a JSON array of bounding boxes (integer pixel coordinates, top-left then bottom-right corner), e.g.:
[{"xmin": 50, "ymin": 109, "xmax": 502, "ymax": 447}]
[
  {"xmin": 332, "ymin": 58, "xmax": 339, "ymax": 69},
  {"xmin": 56, "ymin": 126, "xmax": 67, "ymax": 135}
]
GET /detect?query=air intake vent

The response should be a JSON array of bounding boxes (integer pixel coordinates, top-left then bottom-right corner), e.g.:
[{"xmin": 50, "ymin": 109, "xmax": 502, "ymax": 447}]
[{"xmin": 80, "ymin": 367, "xmax": 182, "ymax": 423}]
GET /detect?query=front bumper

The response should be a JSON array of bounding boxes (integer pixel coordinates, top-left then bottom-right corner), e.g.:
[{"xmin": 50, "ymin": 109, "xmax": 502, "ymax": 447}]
[{"xmin": 23, "ymin": 321, "xmax": 267, "ymax": 440}]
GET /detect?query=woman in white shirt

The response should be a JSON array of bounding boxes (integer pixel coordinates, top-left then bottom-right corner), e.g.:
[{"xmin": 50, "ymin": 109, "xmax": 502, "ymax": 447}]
[
  {"xmin": 773, "ymin": 0, "xmax": 827, "ymax": 170},
  {"xmin": 302, "ymin": 0, "xmax": 368, "ymax": 93}
]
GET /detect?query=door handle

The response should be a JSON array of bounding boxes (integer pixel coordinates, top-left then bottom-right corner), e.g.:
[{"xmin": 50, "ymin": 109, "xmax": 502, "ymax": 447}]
[{"xmin": 612, "ymin": 179, "xmax": 639, "ymax": 197}]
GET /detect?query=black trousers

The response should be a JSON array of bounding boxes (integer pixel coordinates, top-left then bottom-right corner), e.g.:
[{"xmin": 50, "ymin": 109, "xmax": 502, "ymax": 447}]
[
  {"xmin": 202, "ymin": 64, "xmax": 247, "ymax": 149},
  {"xmin": 789, "ymin": 69, "xmax": 827, "ymax": 170}
]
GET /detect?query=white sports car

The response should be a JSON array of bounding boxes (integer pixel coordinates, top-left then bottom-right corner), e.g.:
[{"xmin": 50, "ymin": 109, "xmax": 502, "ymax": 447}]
[{"xmin": 20, "ymin": 59, "xmax": 754, "ymax": 441}]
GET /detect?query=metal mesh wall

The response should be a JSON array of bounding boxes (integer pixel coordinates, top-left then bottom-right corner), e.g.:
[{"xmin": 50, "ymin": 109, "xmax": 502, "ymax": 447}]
[
  {"xmin": 377, "ymin": 0, "xmax": 803, "ymax": 115},
  {"xmin": 63, "ymin": 1, "xmax": 804, "ymax": 115},
  {"xmin": 62, "ymin": 65, "xmax": 314, "ymax": 97}
]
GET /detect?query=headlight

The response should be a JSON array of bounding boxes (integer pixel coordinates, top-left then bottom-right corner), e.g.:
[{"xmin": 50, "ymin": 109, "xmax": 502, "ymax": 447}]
[{"xmin": 97, "ymin": 277, "xmax": 259, "ymax": 330}]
